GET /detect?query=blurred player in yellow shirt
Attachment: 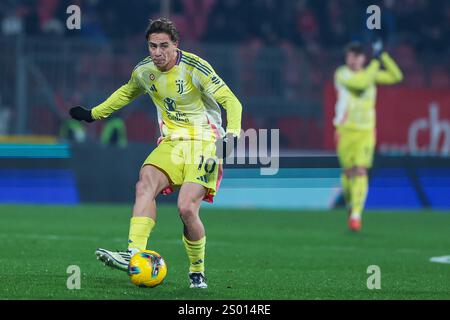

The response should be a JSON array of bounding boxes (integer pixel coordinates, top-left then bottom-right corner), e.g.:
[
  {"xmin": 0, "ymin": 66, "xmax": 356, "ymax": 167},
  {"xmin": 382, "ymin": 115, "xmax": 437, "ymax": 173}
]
[
  {"xmin": 69, "ymin": 18, "xmax": 242, "ymax": 288},
  {"xmin": 334, "ymin": 41, "xmax": 403, "ymax": 232}
]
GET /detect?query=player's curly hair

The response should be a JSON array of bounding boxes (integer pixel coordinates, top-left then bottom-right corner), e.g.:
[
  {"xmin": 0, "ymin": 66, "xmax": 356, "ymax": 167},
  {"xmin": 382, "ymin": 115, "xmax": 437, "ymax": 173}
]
[{"xmin": 145, "ymin": 17, "xmax": 179, "ymax": 42}]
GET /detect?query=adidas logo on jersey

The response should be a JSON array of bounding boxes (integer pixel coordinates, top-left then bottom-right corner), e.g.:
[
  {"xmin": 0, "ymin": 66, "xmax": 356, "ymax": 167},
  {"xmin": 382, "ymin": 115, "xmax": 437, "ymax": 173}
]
[{"xmin": 197, "ymin": 175, "xmax": 209, "ymax": 183}]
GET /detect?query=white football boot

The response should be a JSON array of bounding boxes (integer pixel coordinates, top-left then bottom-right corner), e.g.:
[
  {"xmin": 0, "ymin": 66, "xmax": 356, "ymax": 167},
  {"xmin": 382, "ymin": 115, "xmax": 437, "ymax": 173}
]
[
  {"xmin": 189, "ymin": 272, "xmax": 208, "ymax": 288},
  {"xmin": 95, "ymin": 248, "xmax": 139, "ymax": 272}
]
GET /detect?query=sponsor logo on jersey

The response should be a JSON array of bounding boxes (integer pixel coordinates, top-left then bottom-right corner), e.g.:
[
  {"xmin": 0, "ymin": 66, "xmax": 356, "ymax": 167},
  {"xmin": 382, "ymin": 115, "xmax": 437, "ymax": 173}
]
[
  {"xmin": 163, "ymin": 97, "xmax": 176, "ymax": 111},
  {"xmin": 163, "ymin": 97, "xmax": 189, "ymax": 123}
]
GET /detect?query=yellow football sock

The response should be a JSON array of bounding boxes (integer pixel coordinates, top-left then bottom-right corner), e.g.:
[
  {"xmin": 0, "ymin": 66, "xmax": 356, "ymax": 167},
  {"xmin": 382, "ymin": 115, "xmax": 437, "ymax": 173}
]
[
  {"xmin": 127, "ymin": 216, "xmax": 155, "ymax": 251},
  {"xmin": 341, "ymin": 173, "xmax": 351, "ymax": 207},
  {"xmin": 182, "ymin": 235, "xmax": 206, "ymax": 273},
  {"xmin": 350, "ymin": 175, "xmax": 368, "ymax": 219}
]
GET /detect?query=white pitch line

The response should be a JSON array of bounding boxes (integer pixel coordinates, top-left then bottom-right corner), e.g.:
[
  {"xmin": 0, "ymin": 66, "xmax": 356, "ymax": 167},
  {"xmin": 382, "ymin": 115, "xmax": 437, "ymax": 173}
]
[{"xmin": 429, "ymin": 256, "xmax": 450, "ymax": 264}]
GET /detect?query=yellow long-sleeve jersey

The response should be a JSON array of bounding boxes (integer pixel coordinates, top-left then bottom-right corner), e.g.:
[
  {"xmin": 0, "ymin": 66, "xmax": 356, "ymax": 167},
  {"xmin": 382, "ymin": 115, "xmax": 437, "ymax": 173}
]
[
  {"xmin": 91, "ymin": 49, "xmax": 242, "ymax": 142},
  {"xmin": 333, "ymin": 52, "xmax": 403, "ymax": 131}
]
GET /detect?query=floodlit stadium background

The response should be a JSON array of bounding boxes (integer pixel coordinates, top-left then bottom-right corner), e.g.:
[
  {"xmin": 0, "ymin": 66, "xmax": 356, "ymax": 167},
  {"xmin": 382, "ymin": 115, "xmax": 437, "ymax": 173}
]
[{"xmin": 0, "ymin": 0, "xmax": 449, "ymax": 210}]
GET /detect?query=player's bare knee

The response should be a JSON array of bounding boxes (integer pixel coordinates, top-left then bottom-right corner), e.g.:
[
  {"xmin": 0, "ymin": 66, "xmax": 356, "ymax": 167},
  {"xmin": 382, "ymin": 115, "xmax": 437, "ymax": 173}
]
[
  {"xmin": 178, "ymin": 201, "xmax": 197, "ymax": 223},
  {"xmin": 344, "ymin": 168, "xmax": 354, "ymax": 177},
  {"xmin": 355, "ymin": 167, "xmax": 367, "ymax": 176}
]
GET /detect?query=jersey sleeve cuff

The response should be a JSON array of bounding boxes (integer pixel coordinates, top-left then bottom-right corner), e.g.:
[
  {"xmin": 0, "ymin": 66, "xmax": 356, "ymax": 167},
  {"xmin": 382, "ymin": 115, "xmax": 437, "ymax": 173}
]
[
  {"xmin": 90, "ymin": 108, "xmax": 98, "ymax": 120},
  {"xmin": 91, "ymin": 107, "xmax": 102, "ymax": 120},
  {"xmin": 226, "ymin": 128, "xmax": 241, "ymax": 138}
]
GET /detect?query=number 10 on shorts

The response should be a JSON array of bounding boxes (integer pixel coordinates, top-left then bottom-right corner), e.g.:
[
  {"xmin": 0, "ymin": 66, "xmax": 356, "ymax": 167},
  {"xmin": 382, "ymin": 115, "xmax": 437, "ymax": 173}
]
[{"xmin": 198, "ymin": 155, "xmax": 216, "ymax": 173}]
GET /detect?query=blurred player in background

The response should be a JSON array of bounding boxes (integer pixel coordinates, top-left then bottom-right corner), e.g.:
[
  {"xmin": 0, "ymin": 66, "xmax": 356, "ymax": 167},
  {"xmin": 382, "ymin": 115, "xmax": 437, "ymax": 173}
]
[
  {"xmin": 333, "ymin": 40, "xmax": 403, "ymax": 232},
  {"xmin": 69, "ymin": 18, "xmax": 242, "ymax": 288}
]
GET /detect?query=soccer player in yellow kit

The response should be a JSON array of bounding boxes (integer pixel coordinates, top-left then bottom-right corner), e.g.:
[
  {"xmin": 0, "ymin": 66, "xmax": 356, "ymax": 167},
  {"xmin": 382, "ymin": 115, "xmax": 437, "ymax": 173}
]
[
  {"xmin": 334, "ymin": 41, "xmax": 403, "ymax": 232},
  {"xmin": 69, "ymin": 18, "xmax": 242, "ymax": 288}
]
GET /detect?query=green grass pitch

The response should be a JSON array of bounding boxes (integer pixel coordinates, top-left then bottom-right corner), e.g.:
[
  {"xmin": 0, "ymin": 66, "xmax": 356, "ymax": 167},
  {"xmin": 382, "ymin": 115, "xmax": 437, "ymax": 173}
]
[{"xmin": 0, "ymin": 204, "xmax": 449, "ymax": 300}]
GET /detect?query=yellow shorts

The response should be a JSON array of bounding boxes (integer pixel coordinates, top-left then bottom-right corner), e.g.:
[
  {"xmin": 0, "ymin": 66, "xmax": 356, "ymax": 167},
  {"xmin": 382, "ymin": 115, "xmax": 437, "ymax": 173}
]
[
  {"xmin": 143, "ymin": 139, "xmax": 222, "ymax": 203},
  {"xmin": 336, "ymin": 128, "xmax": 376, "ymax": 169}
]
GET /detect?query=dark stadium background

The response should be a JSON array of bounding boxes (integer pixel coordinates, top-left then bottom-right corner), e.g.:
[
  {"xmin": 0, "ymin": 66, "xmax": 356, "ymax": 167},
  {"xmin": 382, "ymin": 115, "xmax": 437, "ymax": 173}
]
[{"xmin": 0, "ymin": 0, "xmax": 449, "ymax": 300}]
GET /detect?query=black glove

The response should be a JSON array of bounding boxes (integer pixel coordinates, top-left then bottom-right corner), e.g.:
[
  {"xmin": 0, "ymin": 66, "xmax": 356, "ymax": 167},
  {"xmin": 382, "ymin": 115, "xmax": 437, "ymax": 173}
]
[
  {"xmin": 216, "ymin": 133, "xmax": 238, "ymax": 159},
  {"xmin": 69, "ymin": 106, "xmax": 95, "ymax": 123},
  {"xmin": 372, "ymin": 39, "xmax": 383, "ymax": 59}
]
